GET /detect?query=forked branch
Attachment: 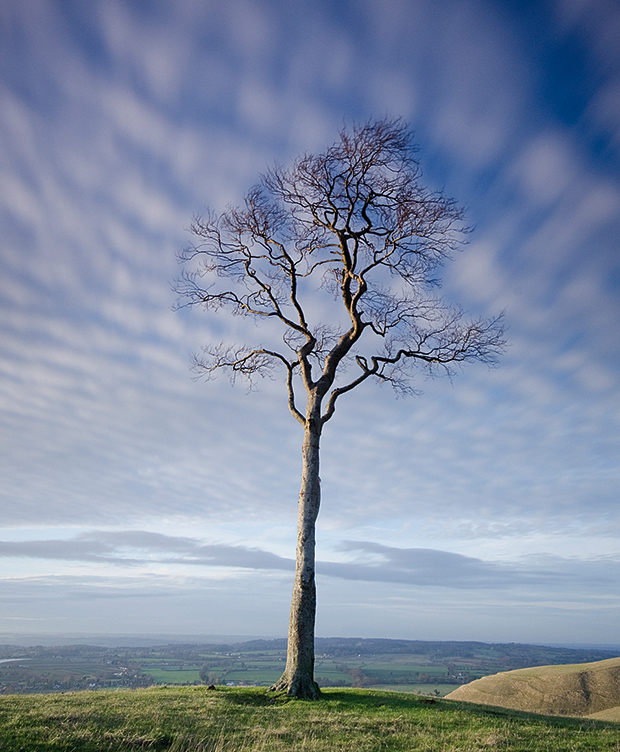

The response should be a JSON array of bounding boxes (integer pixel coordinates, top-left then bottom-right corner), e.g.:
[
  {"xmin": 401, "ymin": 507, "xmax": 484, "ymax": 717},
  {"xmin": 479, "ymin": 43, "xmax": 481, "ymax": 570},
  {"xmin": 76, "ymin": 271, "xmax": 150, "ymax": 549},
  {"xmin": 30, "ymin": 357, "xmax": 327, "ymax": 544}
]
[{"xmin": 177, "ymin": 117, "xmax": 506, "ymax": 429}]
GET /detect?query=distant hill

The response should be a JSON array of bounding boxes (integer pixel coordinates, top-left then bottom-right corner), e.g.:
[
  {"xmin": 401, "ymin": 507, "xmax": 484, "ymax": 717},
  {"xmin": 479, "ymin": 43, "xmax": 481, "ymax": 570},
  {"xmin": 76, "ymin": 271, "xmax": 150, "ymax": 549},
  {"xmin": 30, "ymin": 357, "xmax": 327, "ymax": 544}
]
[
  {"xmin": 446, "ymin": 656, "xmax": 620, "ymax": 720},
  {"xmin": 243, "ymin": 637, "xmax": 616, "ymax": 668}
]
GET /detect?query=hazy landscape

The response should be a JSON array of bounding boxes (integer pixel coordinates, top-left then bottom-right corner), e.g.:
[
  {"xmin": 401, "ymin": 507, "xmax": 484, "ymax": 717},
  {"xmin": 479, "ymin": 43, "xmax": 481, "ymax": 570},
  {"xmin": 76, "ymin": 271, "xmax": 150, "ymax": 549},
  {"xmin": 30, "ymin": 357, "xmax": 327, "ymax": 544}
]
[{"xmin": 1, "ymin": 637, "xmax": 618, "ymax": 698}]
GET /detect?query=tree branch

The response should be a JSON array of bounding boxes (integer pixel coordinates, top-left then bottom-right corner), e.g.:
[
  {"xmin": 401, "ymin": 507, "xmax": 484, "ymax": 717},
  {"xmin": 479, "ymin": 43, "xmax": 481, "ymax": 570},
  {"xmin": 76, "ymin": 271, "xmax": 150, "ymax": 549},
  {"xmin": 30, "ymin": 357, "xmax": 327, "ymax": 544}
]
[{"xmin": 178, "ymin": 118, "xmax": 506, "ymax": 435}]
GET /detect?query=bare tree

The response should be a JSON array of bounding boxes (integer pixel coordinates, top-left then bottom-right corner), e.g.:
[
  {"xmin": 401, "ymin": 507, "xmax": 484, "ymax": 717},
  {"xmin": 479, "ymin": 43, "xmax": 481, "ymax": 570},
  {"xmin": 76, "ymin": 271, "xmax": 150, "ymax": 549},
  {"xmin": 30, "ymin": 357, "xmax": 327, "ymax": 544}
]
[{"xmin": 176, "ymin": 118, "xmax": 505, "ymax": 699}]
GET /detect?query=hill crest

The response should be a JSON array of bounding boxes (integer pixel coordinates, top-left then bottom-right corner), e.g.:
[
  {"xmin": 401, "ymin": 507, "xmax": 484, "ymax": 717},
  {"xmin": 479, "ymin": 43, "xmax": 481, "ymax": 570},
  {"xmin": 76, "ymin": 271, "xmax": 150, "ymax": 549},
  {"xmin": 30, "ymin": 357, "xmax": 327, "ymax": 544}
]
[{"xmin": 446, "ymin": 656, "xmax": 620, "ymax": 719}]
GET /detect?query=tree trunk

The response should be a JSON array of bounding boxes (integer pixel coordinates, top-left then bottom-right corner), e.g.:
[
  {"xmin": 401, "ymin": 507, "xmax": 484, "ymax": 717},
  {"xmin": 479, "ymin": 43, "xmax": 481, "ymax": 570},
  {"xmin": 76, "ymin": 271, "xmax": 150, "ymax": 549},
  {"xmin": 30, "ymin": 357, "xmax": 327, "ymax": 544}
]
[{"xmin": 271, "ymin": 411, "xmax": 322, "ymax": 699}]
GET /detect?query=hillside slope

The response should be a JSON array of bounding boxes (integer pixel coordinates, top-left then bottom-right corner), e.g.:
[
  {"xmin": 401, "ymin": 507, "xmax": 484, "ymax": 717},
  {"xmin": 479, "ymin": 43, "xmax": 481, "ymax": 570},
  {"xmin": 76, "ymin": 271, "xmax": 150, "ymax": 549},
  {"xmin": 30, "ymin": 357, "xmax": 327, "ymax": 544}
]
[
  {"xmin": 0, "ymin": 686, "xmax": 618, "ymax": 752},
  {"xmin": 445, "ymin": 656, "xmax": 620, "ymax": 718}
]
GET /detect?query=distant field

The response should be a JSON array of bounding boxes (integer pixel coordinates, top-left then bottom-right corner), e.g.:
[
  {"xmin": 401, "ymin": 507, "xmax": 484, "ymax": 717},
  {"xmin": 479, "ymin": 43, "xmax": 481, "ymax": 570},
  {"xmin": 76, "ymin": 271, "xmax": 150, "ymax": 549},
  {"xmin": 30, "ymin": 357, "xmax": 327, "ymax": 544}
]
[
  {"xmin": 1, "ymin": 638, "xmax": 617, "ymax": 695},
  {"xmin": 144, "ymin": 669, "xmax": 202, "ymax": 684}
]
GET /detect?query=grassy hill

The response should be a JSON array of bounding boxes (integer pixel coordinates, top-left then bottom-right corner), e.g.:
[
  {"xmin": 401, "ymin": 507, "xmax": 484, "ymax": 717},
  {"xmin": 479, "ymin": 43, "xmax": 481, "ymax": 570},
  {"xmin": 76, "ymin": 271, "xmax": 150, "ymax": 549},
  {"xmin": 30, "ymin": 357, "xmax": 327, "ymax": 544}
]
[
  {"xmin": 0, "ymin": 685, "xmax": 618, "ymax": 751},
  {"xmin": 446, "ymin": 656, "xmax": 620, "ymax": 720}
]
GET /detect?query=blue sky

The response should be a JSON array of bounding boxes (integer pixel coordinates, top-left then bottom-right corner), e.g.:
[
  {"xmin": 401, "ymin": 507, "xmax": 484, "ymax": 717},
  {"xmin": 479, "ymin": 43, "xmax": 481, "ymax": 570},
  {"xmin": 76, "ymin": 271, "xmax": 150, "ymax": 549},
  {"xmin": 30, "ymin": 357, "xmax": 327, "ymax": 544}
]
[{"xmin": 0, "ymin": 0, "xmax": 619, "ymax": 645}]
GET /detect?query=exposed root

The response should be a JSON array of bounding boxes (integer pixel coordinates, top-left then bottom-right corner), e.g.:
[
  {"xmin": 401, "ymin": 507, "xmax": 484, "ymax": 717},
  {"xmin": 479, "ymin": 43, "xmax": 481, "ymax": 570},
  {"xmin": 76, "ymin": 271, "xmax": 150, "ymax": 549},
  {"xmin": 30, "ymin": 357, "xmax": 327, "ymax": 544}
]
[{"xmin": 270, "ymin": 674, "xmax": 322, "ymax": 700}]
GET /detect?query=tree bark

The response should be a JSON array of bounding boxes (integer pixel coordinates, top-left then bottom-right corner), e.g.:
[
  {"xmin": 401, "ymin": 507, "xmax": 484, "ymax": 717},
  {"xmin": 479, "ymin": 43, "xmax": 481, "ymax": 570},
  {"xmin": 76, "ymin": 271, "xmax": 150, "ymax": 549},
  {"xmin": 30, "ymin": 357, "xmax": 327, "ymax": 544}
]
[{"xmin": 271, "ymin": 408, "xmax": 322, "ymax": 699}]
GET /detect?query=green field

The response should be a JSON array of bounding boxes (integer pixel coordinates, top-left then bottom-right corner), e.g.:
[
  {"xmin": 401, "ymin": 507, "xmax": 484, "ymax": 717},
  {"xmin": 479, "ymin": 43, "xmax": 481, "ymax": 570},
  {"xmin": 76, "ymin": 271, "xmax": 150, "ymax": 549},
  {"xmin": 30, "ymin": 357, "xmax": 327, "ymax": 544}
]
[
  {"xmin": 0, "ymin": 685, "xmax": 617, "ymax": 751},
  {"xmin": 145, "ymin": 669, "xmax": 202, "ymax": 684},
  {"xmin": 1, "ymin": 638, "xmax": 617, "ymax": 696}
]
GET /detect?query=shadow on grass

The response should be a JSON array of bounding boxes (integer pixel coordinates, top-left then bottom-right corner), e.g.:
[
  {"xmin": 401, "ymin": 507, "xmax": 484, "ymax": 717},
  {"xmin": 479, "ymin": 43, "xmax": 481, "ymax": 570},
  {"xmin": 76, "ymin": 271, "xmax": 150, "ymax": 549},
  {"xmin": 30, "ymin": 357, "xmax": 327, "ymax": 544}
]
[
  {"xmin": 219, "ymin": 689, "xmax": 278, "ymax": 706},
  {"xmin": 441, "ymin": 697, "xmax": 620, "ymax": 730},
  {"xmin": 213, "ymin": 686, "xmax": 619, "ymax": 732},
  {"xmin": 218, "ymin": 687, "xmax": 425, "ymax": 709},
  {"xmin": 270, "ymin": 687, "xmax": 620, "ymax": 729},
  {"xmin": 318, "ymin": 689, "xmax": 433, "ymax": 709}
]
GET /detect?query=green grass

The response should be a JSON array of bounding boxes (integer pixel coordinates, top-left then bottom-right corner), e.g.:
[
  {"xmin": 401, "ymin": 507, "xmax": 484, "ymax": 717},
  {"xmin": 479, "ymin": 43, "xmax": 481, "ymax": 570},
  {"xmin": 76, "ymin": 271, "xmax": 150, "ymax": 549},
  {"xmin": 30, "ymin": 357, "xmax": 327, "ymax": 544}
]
[{"xmin": 0, "ymin": 685, "xmax": 618, "ymax": 751}]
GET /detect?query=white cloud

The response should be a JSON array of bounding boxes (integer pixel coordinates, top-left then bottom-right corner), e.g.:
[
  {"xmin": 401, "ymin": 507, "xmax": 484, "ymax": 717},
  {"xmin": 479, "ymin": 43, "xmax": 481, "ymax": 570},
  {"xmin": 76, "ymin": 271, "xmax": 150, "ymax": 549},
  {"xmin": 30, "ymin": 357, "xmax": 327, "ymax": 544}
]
[
  {"xmin": 1, "ymin": 531, "xmax": 618, "ymax": 599},
  {"xmin": 0, "ymin": 0, "xmax": 618, "ymax": 643},
  {"xmin": 511, "ymin": 131, "xmax": 579, "ymax": 205}
]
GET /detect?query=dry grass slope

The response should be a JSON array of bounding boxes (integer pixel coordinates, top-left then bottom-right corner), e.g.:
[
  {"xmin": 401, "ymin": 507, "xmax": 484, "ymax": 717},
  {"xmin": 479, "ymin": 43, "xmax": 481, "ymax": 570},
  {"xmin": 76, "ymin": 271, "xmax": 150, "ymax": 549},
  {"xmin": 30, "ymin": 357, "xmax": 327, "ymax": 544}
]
[{"xmin": 445, "ymin": 656, "xmax": 620, "ymax": 720}]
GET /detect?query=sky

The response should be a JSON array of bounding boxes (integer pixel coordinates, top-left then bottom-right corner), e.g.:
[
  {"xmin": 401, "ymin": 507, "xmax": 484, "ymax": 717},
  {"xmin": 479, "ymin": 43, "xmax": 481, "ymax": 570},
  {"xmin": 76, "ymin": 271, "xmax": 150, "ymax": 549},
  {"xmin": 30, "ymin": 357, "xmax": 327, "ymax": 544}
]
[{"xmin": 0, "ymin": 0, "xmax": 619, "ymax": 647}]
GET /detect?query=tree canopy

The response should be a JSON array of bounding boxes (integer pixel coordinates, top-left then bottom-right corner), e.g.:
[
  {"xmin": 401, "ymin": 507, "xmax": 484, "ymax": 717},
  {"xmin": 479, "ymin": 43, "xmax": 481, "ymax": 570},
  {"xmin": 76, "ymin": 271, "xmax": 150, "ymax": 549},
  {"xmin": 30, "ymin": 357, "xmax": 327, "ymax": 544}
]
[{"xmin": 177, "ymin": 118, "xmax": 504, "ymax": 423}]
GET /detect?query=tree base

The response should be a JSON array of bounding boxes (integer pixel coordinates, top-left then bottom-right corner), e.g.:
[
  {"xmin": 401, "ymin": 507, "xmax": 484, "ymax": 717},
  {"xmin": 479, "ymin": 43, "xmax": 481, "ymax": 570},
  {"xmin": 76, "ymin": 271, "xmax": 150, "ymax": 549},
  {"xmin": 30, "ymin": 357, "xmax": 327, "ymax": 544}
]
[{"xmin": 270, "ymin": 673, "xmax": 322, "ymax": 700}]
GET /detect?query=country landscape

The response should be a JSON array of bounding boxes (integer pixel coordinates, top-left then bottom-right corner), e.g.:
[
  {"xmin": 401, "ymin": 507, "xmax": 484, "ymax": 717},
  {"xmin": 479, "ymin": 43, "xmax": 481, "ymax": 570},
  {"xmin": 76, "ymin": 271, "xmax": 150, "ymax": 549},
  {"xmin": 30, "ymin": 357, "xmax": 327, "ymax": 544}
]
[
  {"xmin": 1, "ymin": 638, "xmax": 617, "ymax": 698},
  {"xmin": 1, "ymin": 638, "xmax": 619, "ymax": 750}
]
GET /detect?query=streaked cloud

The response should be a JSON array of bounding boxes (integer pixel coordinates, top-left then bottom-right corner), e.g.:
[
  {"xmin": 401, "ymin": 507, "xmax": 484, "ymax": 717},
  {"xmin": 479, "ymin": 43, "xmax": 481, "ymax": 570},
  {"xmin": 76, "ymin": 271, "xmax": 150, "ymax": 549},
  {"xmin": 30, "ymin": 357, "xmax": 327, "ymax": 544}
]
[
  {"xmin": 1, "ymin": 532, "xmax": 617, "ymax": 598},
  {"xmin": 0, "ymin": 0, "xmax": 618, "ymax": 642},
  {"xmin": 0, "ymin": 532, "xmax": 294, "ymax": 573}
]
